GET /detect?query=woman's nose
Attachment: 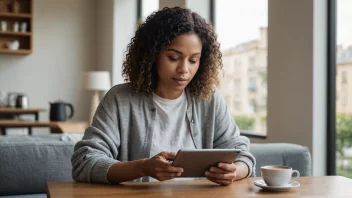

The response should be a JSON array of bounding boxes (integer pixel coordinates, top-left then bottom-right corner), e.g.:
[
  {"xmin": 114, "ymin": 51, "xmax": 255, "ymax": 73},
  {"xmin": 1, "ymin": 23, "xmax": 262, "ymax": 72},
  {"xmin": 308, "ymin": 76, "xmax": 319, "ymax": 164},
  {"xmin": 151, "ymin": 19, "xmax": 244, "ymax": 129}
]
[{"xmin": 177, "ymin": 60, "xmax": 189, "ymax": 73}]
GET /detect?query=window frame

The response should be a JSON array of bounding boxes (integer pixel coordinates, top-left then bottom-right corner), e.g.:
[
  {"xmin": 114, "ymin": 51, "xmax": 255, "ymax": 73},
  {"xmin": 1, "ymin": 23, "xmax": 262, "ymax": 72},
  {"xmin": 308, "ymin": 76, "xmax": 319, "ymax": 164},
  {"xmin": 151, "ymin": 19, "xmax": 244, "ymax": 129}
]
[
  {"xmin": 137, "ymin": 0, "xmax": 142, "ymax": 22},
  {"xmin": 327, "ymin": 0, "xmax": 337, "ymax": 176}
]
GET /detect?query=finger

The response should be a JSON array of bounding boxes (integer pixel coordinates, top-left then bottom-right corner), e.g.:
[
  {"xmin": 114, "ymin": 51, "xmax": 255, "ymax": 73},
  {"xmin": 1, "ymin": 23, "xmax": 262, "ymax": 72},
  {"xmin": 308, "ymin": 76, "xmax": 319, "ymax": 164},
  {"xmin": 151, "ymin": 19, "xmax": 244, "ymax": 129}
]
[
  {"xmin": 218, "ymin": 162, "xmax": 237, "ymax": 172},
  {"xmin": 155, "ymin": 163, "xmax": 184, "ymax": 173},
  {"xmin": 166, "ymin": 165, "xmax": 184, "ymax": 173},
  {"xmin": 206, "ymin": 176, "xmax": 232, "ymax": 186},
  {"xmin": 156, "ymin": 172, "xmax": 182, "ymax": 178},
  {"xmin": 155, "ymin": 158, "xmax": 171, "ymax": 170},
  {"xmin": 160, "ymin": 152, "xmax": 177, "ymax": 160},
  {"xmin": 209, "ymin": 167, "xmax": 231, "ymax": 174},
  {"xmin": 205, "ymin": 171, "xmax": 236, "ymax": 181}
]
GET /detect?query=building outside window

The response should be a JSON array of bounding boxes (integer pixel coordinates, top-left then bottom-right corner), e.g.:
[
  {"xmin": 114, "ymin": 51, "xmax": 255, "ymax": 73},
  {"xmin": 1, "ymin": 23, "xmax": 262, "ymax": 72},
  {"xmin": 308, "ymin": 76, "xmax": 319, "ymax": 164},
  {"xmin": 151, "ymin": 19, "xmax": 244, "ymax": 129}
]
[
  {"xmin": 216, "ymin": 0, "xmax": 268, "ymax": 134},
  {"xmin": 335, "ymin": 0, "xmax": 352, "ymax": 178}
]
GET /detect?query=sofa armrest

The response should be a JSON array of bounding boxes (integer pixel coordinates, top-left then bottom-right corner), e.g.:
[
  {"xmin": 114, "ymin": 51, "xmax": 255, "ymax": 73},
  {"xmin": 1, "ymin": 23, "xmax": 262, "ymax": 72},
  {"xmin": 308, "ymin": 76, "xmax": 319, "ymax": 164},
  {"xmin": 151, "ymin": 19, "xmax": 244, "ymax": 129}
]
[
  {"xmin": 0, "ymin": 135, "xmax": 76, "ymax": 196},
  {"xmin": 250, "ymin": 143, "xmax": 312, "ymax": 176}
]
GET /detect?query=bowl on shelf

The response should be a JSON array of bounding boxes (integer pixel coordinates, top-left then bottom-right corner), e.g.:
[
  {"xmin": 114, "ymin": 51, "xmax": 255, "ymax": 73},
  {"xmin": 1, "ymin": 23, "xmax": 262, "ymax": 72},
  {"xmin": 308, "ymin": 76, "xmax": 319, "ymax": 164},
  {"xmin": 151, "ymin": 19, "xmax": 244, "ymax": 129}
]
[{"xmin": 6, "ymin": 40, "xmax": 20, "ymax": 50}]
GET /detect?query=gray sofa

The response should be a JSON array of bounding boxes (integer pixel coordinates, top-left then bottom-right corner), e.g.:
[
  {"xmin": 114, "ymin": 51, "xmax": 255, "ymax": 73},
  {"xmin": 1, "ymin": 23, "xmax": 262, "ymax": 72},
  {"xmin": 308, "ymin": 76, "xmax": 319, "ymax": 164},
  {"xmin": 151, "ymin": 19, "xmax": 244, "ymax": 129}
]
[{"xmin": 0, "ymin": 134, "xmax": 311, "ymax": 197}]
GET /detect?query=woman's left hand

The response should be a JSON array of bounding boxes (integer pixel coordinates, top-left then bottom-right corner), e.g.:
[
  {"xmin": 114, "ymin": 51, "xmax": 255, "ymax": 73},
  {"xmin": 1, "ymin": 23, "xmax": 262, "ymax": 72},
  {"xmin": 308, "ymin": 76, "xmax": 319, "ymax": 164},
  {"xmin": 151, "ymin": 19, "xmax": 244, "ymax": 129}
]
[{"xmin": 205, "ymin": 161, "xmax": 248, "ymax": 186}]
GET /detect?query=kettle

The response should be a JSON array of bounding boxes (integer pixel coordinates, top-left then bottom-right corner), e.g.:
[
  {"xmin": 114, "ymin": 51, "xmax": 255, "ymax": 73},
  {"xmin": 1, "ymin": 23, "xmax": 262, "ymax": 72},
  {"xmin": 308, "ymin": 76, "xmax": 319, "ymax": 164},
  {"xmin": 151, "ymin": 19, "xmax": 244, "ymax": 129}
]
[
  {"xmin": 49, "ymin": 101, "xmax": 74, "ymax": 121},
  {"xmin": 16, "ymin": 94, "xmax": 29, "ymax": 108},
  {"xmin": 7, "ymin": 92, "xmax": 29, "ymax": 108}
]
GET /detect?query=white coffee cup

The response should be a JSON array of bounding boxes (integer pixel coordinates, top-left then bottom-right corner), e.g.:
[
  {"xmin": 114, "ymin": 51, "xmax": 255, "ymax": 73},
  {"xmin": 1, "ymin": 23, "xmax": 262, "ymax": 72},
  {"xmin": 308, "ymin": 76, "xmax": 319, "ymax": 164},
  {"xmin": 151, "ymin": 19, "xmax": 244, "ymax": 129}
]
[{"xmin": 261, "ymin": 165, "xmax": 300, "ymax": 187}]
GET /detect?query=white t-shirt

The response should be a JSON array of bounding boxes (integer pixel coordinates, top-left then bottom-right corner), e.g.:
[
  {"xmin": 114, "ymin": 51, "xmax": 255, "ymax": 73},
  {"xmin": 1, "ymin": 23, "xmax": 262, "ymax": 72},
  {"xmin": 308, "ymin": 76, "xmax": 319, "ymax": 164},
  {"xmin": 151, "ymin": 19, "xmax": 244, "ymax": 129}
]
[
  {"xmin": 150, "ymin": 91, "xmax": 196, "ymax": 156},
  {"xmin": 149, "ymin": 91, "xmax": 196, "ymax": 181}
]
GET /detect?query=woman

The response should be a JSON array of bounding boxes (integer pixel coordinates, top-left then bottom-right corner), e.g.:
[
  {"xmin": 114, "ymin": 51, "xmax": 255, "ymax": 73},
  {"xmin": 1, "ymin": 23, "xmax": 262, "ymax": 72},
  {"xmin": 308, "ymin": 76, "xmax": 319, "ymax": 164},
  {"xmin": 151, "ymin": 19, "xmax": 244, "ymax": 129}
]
[{"xmin": 72, "ymin": 7, "xmax": 256, "ymax": 186}]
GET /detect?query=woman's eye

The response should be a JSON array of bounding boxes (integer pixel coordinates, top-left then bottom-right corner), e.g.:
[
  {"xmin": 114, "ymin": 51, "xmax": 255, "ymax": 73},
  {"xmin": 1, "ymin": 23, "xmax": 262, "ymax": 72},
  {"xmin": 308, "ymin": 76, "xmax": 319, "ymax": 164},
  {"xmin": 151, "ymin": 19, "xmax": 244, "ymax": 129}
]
[
  {"xmin": 168, "ymin": 56, "xmax": 178, "ymax": 61},
  {"xmin": 189, "ymin": 60, "xmax": 197, "ymax": 64}
]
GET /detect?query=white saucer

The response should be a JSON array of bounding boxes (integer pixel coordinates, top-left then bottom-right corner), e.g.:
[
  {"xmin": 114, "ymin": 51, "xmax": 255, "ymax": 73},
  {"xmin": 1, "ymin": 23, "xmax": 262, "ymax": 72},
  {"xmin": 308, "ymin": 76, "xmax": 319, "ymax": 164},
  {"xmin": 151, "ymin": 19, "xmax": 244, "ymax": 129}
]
[{"xmin": 253, "ymin": 179, "xmax": 300, "ymax": 192}]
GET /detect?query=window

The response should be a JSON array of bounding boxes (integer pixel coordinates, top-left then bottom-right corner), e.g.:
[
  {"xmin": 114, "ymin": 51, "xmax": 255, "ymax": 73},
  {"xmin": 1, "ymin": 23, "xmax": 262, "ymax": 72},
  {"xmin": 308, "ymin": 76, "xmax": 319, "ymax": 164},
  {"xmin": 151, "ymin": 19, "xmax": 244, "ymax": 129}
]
[
  {"xmin": 260, "ymin": 71, "xmax": 267, "ymax": 85},
  {"xmin": 335, "ymin": 0, "xmax": 352, "ymax": 178},
  {"xmin": 216, "ymin": 0, "xmax": 268, "ymax": 135},
  {"xmin": 234, "ymin": 59, "xmax": 242, "ymax": 70},
  {"xmin": 342, "ymin": 71, "xmax": 348, "ymax": 84},
  {"xmin": 249, "ymin": 99, "xmax": 257, "ymax": 113},
  {"xmin": 248, "ymin": 78, "xmax": 256, "ymax": 92},
  {"xmin": 141, "ymin": 0, "xmax": 159, "ymax": 22},
  {"xmin": 249, "ymin": 57, "xmax": 255, "ymax": 68}
]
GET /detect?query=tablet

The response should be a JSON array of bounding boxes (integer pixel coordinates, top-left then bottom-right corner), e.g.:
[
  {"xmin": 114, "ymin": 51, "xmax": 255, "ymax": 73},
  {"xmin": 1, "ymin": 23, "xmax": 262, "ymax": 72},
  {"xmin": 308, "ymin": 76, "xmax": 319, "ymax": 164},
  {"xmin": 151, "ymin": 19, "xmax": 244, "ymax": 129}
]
[{"xmin": 171, "ymin": 149, "xmax": 241, "ymax": 177}]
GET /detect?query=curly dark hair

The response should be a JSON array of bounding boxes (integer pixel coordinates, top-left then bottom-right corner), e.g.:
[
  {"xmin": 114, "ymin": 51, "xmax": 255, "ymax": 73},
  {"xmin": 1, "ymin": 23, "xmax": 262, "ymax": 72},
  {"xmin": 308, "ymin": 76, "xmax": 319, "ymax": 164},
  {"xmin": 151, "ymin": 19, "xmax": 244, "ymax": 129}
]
[{"xmin": 122, "ymin": 7, "xmax": 222, "ymax": 100}]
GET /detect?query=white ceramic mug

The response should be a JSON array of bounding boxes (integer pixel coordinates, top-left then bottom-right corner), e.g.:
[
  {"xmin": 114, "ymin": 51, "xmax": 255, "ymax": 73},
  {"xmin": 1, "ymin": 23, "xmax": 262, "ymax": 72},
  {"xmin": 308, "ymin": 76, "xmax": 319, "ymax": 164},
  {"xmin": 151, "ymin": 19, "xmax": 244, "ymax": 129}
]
[
  {"xmin": 261, "ymin": 165, "xmax": 300, "ymax": 187},
  {"xmin": 0, "ymin": 21, "xmax": 7, "ymax": 31},
  {"xmin": 20, "ymin": 22, "xmax": 27, "ymax": 32},
  {"xmin": 6, "ymin": 40, "xmax": 20, "ymax": 50},
  {"xmin": 13, "ymin": 22, "xmax": 19, "ymax": 32}
]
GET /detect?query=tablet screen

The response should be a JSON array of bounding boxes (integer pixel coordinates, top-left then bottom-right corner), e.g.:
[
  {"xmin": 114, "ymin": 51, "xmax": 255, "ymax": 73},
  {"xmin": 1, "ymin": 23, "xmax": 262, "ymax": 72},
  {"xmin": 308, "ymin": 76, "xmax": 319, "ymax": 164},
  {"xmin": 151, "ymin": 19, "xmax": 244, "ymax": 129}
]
[{"xmin": 171, "ymin": 149, "xmax": 241, "ymax": 177}]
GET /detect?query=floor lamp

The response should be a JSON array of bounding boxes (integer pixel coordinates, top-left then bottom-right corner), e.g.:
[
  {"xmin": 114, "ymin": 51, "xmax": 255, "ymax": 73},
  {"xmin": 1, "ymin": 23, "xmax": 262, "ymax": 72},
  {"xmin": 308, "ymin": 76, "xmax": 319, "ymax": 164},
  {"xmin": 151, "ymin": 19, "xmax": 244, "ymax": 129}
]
[{"xmin": 84, "ymin": 71, "xmax": 111, "ymax": 125}]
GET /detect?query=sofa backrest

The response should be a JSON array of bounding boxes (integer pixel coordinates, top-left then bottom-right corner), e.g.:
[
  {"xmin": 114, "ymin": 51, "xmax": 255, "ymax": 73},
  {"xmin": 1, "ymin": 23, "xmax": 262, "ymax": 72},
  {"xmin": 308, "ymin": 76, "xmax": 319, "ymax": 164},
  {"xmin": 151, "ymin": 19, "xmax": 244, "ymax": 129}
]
[
  {"xmin": 0, "ymin": 135, "xmax": 312, "ymax": 196},
  {"xmin": 251, "ymin": 143, "xmax": 312, "ymax": 177}
]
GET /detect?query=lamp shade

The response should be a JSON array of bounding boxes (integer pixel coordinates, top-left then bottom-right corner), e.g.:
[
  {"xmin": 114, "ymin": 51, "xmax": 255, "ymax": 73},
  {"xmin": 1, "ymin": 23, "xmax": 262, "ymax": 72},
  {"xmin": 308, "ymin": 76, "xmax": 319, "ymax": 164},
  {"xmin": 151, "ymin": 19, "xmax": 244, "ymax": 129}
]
[{"xmin": 84, "ymin": 71, "xmax": 111, "ymax": 91}]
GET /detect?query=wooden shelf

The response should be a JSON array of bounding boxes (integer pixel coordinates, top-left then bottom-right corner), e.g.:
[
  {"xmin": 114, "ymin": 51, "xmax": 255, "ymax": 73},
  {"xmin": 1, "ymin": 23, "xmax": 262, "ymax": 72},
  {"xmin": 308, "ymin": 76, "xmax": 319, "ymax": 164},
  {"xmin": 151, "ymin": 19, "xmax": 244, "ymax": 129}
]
[
  {"xmin": 0, "ymin": 107, "xmax": 46, "ymax": 114},
  {"xmin": 0, "ymin": 12, "xmax": 31, "ymax": 18},
  {"xmin": 0, "ymin": 48, "xmax": 32, "ymax": 55},
  {"xmin": 0, "ymin": 120, "xmax": 88, "ymax": 134},
  {"xmin": 0, "ymin": 31, "xmax": 31, "ymax": 36}
]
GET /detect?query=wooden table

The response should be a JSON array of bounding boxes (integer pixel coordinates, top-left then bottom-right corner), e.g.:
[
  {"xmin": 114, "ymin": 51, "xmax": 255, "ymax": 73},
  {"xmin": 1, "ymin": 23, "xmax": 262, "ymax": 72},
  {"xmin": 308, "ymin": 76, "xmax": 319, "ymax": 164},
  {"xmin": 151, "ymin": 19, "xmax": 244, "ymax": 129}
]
[
  {"xmin": 0, "ymin": 120, "xmax": 88, "ymax": 135},
  {"xmin": 47, "ymin": 176, "xmax": 352, "ymax": 198}
]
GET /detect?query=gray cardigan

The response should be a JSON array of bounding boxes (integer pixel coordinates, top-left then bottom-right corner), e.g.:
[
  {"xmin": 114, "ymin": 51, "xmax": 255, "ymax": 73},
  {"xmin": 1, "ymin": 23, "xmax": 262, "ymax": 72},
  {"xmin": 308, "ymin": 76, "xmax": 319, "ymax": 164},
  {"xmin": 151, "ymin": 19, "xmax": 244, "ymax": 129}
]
[{"xmin": 71, "ymin": 83, "xmax": 256, "ymax": 183}]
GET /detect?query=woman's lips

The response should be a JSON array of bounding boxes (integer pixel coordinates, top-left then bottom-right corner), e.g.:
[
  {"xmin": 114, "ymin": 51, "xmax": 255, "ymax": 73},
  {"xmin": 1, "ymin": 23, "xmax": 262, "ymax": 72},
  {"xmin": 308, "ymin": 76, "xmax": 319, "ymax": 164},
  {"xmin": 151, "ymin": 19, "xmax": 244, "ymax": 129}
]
[{"xmin": 172, "ymin": 78, "xmax": 189, "ymax": 85}]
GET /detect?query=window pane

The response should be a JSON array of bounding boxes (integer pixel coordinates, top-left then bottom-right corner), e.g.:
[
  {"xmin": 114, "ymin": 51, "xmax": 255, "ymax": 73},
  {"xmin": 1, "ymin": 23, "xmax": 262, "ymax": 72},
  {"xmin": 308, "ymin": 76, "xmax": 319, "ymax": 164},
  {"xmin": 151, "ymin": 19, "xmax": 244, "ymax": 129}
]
[
  {"xmin": 142, "ymin": 0, "xmax": 159, "ymax": 21},
  {"xmin": 215, "ymin": 0, "xmax": 268, "ymax": 135},
  {"xmin": 336, "ymin": 0, "xmax": 352, "ymax": 178}
]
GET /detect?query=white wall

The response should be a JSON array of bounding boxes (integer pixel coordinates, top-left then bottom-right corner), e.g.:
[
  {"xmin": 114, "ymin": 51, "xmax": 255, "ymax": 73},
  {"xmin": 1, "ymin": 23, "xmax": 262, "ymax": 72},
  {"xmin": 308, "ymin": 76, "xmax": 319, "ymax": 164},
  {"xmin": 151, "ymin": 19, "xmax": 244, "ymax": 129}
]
[
  {"xmin": 255, "ymin": 0, "xmax": 327, "ymax": 176},
  {"xmin": 96, "ymin": 0, "xmax": 114, "ymax": 76},
  {"xmin": 0, "ymin": 0, "xmax": 97, "ymax": 133}
]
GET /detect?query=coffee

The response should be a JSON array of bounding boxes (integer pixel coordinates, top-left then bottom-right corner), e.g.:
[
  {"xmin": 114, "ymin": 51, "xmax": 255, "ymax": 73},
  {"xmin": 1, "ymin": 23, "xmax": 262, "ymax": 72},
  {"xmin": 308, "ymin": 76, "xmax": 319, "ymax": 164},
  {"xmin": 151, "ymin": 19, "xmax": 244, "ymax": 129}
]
[
  {"xmin": 261, "ymin": 166, "xmax": 300, "ymax": 187},
  {"xmin": 269, "ymin": 167, "xmax": 287, "ymax": 170},
  {"xmin": 262, "ymin": 166, "xmax": 289, "ymax": 170}
]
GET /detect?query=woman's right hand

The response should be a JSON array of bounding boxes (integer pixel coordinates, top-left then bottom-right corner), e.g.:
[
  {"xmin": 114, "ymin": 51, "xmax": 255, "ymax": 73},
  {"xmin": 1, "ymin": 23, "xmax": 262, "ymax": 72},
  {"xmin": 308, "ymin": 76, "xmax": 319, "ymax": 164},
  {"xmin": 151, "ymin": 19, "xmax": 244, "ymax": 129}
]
[{"xmin": 143, "ymin": 152, "xmax": 184, "ymax": 181}]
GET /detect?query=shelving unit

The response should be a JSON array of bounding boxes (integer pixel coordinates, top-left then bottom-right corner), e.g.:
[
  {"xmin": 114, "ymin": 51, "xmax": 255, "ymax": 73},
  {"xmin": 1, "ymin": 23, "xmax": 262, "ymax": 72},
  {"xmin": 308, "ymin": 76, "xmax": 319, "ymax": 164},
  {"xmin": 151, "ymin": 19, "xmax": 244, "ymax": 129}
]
[{"xmin": 0, "ymin": 0, "xmax": 33, "ymax": 55}]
